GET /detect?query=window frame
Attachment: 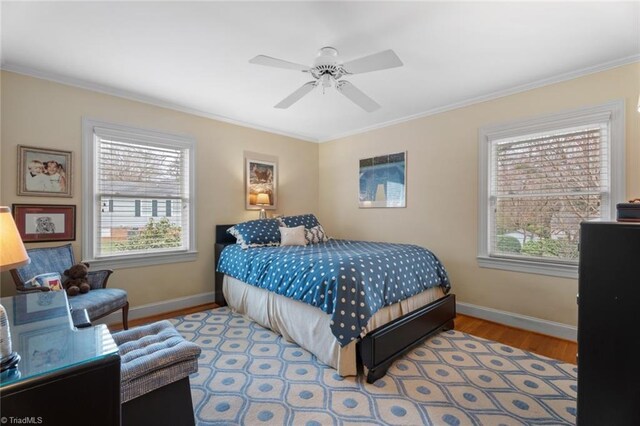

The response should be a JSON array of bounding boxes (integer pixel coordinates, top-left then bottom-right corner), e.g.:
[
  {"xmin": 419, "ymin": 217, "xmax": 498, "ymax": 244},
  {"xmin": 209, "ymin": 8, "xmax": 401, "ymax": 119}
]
[
  {"xmin": 82, "ymin": 118, "xmax": 197, "ymax": 269},
  {"xmin": 477, "ymin": 100, "xmax": 625, "ymax": 278}
]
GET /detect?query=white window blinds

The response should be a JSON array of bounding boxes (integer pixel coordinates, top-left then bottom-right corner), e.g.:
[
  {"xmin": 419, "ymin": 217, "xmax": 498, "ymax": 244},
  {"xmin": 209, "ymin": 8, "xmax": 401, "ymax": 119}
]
[
  {"xmin": 94, "ymin": 129, "xmax": 191, "ymax": 257},
  {"xmin": 489, "ymin": 124, "xmax": 609, "ymax": 263}
]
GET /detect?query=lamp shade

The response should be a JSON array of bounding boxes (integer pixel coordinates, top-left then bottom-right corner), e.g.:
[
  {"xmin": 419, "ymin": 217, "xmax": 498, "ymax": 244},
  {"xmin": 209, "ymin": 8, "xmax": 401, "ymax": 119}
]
[
  {"xmin": 0, "ymin": 206, "xmax": 30, "ymax": 271},
  {"xmin": 256, "ymin": 193, "xmax": 270, "ymax": 205}
]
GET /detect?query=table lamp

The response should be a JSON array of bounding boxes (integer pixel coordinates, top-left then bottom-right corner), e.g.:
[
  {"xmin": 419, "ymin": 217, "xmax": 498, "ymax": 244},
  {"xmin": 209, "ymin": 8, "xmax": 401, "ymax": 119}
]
[
  {"xmin": 256, "ymin": 193, "xmax": 270, "ymax": 219},
  {"xmin": 0, "ymin": 206, "xmax": 30, "ymax": 372}
]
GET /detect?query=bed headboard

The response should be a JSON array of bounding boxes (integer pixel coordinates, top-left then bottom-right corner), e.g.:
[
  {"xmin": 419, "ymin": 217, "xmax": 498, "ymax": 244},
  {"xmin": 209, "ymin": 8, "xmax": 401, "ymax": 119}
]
[
  {"xmin": 214, "ymin": 224, "xmax": 236, "ymax": 306},
  {"xmin": 216, "ymin": 224, "xmax": 237, "ymax": 245}
]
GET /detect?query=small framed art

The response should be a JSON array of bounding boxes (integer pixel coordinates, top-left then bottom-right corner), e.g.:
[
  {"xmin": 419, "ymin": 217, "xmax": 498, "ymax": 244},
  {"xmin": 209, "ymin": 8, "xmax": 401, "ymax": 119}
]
[
  {"xmin": 245, "ymin": 152, "xmax": 278, "ymax": 211},
  {"xmin": 12, "ymin": 204, "xmax": 76, "ymax": 243},
  {"xmin": 359, "ymin": 151, "xmax": 407, "ymax": 208},
  {"xmin": 17, "ymin": 145, "xmax": 72, "ymax": 197}
]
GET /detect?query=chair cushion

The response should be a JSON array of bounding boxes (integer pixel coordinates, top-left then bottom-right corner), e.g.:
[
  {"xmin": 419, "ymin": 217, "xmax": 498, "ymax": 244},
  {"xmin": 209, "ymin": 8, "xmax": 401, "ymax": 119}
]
[
  {"xmin": 68, "ymin": 288, "xmax": 128, "ymax": 319},
  {"xmin": 112, "ymin": 320, "xmax": 201, "ymax": 402}
]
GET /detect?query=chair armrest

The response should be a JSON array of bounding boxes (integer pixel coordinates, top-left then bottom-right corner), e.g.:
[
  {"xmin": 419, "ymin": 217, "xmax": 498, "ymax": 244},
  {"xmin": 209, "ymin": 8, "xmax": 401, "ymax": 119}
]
[{"xmin": 87, "ymin": 269, "xmax": 114, "ymax": 290}]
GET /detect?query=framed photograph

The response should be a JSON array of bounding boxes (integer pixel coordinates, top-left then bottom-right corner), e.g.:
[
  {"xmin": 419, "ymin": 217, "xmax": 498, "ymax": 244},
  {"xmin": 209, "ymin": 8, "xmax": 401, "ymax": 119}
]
[
  {"xmin": 18, "ymin": 145, "xmax": 72, "ymax": 197},
  {"xmin": 245, "ymin": 153, "xmax": 278, "ymax": 211},
  {"xmin": 12, "ymin": 204, "xmax": 76, "ymax": 243},
  {"xmin": 359, "ymin": 151, "xmax": 407, "ymax": 208}
]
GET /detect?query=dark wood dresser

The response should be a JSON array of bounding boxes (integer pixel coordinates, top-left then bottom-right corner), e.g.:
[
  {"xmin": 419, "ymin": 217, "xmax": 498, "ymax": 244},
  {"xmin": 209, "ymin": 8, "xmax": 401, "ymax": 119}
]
[{"xmin": 578, "ymin": 221, "xmax": 640, "ymax": 425}]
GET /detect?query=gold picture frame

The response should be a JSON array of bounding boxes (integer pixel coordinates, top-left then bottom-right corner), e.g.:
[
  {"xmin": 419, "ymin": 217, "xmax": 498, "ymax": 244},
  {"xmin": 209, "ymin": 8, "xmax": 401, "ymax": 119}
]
[
  {"xmin": 245, "ymin": 152, "xmax": 278, "ymax": 211},
  {"xmin": 17, "ymin": 145, "xmax": 73, "ymax": 197}
]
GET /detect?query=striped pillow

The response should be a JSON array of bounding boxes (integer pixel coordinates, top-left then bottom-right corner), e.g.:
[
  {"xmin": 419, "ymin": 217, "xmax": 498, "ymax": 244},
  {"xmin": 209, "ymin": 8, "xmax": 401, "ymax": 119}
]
[{"xmin": 304, "ymin": 225, "xmax": 329, "ymax": 245}]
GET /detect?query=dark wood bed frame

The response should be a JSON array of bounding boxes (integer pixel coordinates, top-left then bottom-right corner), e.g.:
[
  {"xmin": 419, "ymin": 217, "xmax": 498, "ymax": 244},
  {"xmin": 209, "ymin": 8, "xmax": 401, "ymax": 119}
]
[{"xmin": 214, "ymin": 224, "xmax": 456, "ymax": 383}]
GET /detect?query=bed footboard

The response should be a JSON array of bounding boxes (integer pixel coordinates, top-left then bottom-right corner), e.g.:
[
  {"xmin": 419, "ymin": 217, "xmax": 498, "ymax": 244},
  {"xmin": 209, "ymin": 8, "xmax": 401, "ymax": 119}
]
[{"xmin": 358, "ymin": 293, "xmax": 456, "ymax": 383}]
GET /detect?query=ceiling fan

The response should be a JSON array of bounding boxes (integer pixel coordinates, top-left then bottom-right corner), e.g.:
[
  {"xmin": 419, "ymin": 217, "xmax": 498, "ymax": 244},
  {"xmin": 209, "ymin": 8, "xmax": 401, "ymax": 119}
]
[{"xmin": 249, "ymin": 47, "xmax": 403, "ymax": 112}]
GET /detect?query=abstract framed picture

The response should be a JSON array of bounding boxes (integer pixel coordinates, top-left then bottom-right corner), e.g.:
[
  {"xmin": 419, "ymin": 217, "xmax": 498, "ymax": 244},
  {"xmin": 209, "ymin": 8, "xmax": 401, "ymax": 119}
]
[
  {"xmin": 17, "ymin": 145, "xmax": 72, "ymax": 197},
  {"xmin": 12, "ymin": 204, "xmax": 76, "ymax": 243},
  {"xmin": 245, "ymin": 153, "xmax": 278, "ymax": 211},
  {"xmin": 359, "ymin": 151, "xmax": 407, "ymax": 208}
]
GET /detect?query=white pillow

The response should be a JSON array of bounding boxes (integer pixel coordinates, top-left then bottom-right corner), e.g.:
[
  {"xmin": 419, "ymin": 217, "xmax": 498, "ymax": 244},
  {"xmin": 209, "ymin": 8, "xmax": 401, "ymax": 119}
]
[{"xmin": 279, "ymin": 226, "xmax": 307, "ymax": 246}]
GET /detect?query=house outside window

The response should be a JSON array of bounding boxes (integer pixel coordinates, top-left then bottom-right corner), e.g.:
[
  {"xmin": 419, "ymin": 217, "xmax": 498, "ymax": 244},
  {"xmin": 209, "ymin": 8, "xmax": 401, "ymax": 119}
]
[
  {"xmin": 477, "ymin": 101, "xmax": 624, "ymax": 278},
  {"xmin": 83, "ymin": 119, "xmax": 197, "ymax": 269}
]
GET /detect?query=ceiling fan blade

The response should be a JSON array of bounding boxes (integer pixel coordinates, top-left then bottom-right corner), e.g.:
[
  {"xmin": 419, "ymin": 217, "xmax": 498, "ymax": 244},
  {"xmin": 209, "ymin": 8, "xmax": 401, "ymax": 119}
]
[
  {"xmin": 336, "ymin": 81, "xmax": 380, "ymax": 112},
  {"xmin": 342, "ymin": 49, "xmax": 403, "ymax": 74},
  {"xmin": 249, "ymin": 55, "xmax": 310, "ymax": 72},
  {"xmin": 274, "ymin": 81, "xmax": 317, "ymax": 109}
]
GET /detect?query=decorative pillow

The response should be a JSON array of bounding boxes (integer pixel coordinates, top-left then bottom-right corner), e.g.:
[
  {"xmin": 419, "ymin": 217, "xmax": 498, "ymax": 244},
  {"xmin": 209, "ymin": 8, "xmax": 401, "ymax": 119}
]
[
  {"xmin": 279, "ymin": 226, "xmax": 307, "ymax": 246},
  {"xmin": 26, "ymin": 273, "xmax": 64, "ymax": 291},
  {"xmin": 227, "ymin": 218, "xmax": 282, "ymax": 249},
  {"xmin": 305, "ymin": 224, "xmax": 329, "ymax": 245},
  {"xmin": 280, "ymin": 214, "xmax": 320, "ymax": 229}
]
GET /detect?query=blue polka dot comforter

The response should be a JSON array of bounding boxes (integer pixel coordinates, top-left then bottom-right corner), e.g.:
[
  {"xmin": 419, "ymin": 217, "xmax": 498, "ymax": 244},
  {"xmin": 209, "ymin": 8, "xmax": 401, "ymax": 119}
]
[{"xmin": 217, "ymin": 239, "xmax": 451, "ymax": 346}]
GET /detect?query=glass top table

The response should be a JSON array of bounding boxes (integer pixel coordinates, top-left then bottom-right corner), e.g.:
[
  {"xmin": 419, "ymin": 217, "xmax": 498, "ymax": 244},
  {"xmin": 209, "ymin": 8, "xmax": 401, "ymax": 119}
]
[{"xmin": 0, "ymin": 291, "xmax": 118, "ymax": 387}]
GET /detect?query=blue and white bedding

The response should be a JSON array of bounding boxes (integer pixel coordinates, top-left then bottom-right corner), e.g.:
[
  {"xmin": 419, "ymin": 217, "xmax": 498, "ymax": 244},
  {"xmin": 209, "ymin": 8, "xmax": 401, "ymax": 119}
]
[{"xmin": 217, "ymin": 239, "xmax": 451, "ymax": 346}]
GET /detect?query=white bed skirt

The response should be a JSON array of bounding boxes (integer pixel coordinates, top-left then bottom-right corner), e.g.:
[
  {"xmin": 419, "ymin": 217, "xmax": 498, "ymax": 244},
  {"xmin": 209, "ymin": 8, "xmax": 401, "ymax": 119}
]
[{"xmin": 223, "ymin": 275, "xmax": 446, "ymax": 376}]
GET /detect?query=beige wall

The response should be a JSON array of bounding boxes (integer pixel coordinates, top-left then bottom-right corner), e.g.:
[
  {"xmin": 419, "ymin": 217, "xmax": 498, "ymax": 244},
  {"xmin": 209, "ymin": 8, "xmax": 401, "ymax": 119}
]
[
  {"xmin": 0, "ymin": 71, "xmax": 319, "ymax": 306},
  {"xmin": 3, "ymin": 64, "xmax": 638, "ymax": 326},
  {"xmin": 319, "ymin": 63, "xmax": 640, "ymax": 327}
]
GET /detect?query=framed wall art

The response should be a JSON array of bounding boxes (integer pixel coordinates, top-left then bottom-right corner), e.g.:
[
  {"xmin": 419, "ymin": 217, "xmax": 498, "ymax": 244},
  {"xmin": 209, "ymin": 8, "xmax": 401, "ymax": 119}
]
[
  {"xmin": 359, "ymin": 151, "xmax": 407, "ymax": 208},
  {"xmin": 12, "ymin": 204, "xmax": 76, "ymax": 243},
  {"xmin": 245, "ymin": 152, "xmax": 278, "ymax": 211},
  {"xmin": 18, "ymin": 145, "xmax": 72, "ymax": 197}
]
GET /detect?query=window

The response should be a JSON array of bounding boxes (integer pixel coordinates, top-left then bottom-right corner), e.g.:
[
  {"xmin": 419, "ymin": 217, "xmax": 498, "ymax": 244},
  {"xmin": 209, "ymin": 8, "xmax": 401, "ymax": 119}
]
[
  {"xmin": 83, "ymin": 119, "xmax": 197, "ymax": 268},
  {"xmin": 478, "ymin": 101, "xmax": 624, "ymax": 278}
]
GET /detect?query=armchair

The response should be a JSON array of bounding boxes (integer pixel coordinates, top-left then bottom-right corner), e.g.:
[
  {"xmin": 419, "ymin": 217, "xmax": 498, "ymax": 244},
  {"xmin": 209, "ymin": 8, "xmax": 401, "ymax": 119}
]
[{"xmin": 10, "ymin": 244, "xmax": 129, "ymax": 329}]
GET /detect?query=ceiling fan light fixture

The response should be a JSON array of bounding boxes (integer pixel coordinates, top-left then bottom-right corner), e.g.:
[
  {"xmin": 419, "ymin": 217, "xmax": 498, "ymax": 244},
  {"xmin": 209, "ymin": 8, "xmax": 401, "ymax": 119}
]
[
  {"xmin": 321, "ymin": 74, "xmax": 332, "ymax": 88},
  {"xmin": 250, "ymin": 46, "xmax": 403, "ymax": 111}
]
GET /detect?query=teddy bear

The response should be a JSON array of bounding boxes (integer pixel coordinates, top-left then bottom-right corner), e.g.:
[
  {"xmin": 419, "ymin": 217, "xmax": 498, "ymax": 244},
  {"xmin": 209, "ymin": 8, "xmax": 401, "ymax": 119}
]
[{"xmin": 63, "ymin": 262, "xmax": 91, "ymax": 297}]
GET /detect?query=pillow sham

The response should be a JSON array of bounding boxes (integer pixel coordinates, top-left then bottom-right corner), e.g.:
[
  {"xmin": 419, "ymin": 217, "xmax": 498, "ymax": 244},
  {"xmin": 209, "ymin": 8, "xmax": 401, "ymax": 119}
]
[
  {"xmin": 279, "ymin": 226, "xmax": 307, "ymax": 246},
  {"xmin": 305, "ymin": 224, "xmax": 329, "ymax": 245},
  {"xmin": 26, "ymin": 272, "xmax": 64, "ymax": 291},
  {"xmin": 227, "ymin": 218, "xmax": 282, "ymax": 249},
  {"xmin": 280, "ymin": 214, "xmax": 320, "ymax": 229}
]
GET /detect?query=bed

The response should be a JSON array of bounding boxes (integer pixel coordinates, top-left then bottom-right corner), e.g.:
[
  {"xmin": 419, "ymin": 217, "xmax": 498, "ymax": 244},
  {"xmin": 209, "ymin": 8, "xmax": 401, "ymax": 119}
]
[{"xmin": 214, "ymin": 223, "xmax": 456, "ymax": 383}]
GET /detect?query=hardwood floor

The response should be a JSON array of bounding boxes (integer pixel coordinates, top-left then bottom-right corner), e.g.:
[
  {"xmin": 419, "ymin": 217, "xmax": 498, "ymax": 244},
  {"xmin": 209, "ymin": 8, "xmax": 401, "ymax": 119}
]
[
  {"xmin": 455, "ymin": 313, "xmax": 577, "ymax": 364},
  {"xmin": 108, "ymin": 302, "xmax": 218, "ymax": 332},
  {"xmin": 109, "ymin": 305, "xmax": 577, "ymax": 364}
]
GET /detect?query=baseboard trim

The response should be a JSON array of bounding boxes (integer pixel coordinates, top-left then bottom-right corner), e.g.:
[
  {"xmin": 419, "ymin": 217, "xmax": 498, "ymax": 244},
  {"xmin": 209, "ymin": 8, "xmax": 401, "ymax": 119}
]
[
  {"xmin": 94, "ymin": 291, "xmax": 216, "ymax": 326},
  {"xmin": 456, "ymin": 301, "xmax": 577, "ymax": 342}
]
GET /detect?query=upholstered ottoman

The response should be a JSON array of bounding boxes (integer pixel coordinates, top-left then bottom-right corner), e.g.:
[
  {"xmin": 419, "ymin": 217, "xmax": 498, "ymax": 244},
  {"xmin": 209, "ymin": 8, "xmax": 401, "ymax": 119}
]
[{"xmin": 112, "ymin": 320, "xmax": 201, "ymax": 426}]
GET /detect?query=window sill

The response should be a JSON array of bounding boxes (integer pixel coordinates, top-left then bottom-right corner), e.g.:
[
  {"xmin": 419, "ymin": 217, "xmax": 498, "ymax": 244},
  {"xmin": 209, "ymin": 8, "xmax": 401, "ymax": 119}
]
[
  {"xmin": 86, "ymin": 250, "xmax": 198, "ymax": 270},
  {"xmin": 477, "ymin": 255, "xmax": 578, "ymax": 279}
]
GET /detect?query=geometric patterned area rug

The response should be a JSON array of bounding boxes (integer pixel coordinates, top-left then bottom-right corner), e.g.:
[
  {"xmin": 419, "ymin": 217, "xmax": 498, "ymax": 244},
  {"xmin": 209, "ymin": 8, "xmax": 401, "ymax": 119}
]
[{"xmin": 171, "ymin": 307, "xmax": 577, "ymax": 425}]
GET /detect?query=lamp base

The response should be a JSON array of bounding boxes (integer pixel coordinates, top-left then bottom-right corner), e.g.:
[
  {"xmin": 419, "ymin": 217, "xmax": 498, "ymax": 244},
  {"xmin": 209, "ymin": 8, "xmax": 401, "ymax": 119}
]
[
  {"xmin": 259, "ymin": 209, "xmax": 267, "ymax": 219},
  {"xmin": 0, "ymin": 352, "xmax": 20, "ymax": 372}
]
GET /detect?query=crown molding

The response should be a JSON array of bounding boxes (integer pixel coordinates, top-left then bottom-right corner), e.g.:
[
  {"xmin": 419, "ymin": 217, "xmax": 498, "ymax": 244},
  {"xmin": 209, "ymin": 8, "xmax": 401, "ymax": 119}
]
[
  {"xmin": 0, "ymin": 62, "xmax": 320, "ymax": 143},
  {"xmin": 2, "ymin": 53, "xmax": 638, "ymax": 144},
  {"xmin": 319, "ymin": 54, "xmax": 640, "ymax": 143}
]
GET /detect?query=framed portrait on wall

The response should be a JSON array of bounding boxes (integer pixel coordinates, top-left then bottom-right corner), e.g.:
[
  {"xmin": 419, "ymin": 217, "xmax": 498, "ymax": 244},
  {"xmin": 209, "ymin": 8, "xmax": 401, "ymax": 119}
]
[
  {"xmin": 17, "ymin": 145, "xmax": 72, "ymax": 197},
  {"xmin": 359, "ymin": 151, "xmax": 407, "ymax": 208},
  {"xmin": 245, "ymin": 153, "xmax": 278, "ymax": 211},
  {"xmin": 12, "ymin": 204, "xmax": 76, "ymax": 243}
]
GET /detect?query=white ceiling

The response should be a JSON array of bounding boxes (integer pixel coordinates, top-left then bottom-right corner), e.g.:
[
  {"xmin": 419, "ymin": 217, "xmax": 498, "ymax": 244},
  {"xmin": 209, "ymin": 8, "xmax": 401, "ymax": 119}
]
[{"xmin": 2, "ymin": 1, "xmax": 639, "ymax": 142}]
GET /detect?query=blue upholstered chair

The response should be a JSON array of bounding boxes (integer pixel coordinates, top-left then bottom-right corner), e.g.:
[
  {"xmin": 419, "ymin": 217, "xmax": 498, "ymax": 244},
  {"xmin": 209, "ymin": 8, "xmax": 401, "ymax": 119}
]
[{"xmin": 10, "ymin": 244, "xmax": 129, "ymax": 329}]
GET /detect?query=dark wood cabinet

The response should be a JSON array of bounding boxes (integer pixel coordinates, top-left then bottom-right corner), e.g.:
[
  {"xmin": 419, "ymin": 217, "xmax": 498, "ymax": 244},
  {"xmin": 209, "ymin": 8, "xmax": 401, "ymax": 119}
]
[{"xmin": 578, "ymin": 221, "xmax": 640, "ymax": 425}]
